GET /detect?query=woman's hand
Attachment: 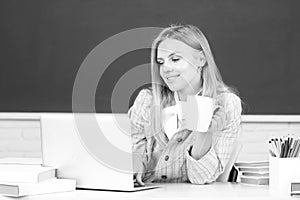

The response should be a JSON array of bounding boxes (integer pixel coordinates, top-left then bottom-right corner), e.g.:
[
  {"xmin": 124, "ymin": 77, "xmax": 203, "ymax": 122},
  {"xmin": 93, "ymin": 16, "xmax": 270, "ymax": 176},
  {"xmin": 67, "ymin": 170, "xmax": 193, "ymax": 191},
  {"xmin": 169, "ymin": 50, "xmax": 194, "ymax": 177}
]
[
  {"xmin": 190, "ymin": 131, "xmax": 212, "ymax": 160},
  {"xmin": 133, "ymin": 153, "xmax": 145, "ymax": 186},
  {"xmin": 189, "ymin": 105, "xmax": 226, "ymax": 160},
  {"xmin": 208, "ymin": 105, "xmax": 226, "ymax": 132}
]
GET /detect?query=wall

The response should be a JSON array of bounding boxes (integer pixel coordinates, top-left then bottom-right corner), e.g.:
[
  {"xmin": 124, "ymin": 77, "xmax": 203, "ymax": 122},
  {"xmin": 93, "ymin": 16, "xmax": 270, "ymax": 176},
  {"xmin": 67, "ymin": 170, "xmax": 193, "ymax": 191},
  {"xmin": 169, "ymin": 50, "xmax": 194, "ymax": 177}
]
[
  {"xmin": 0, "ymin": 114, "xmax": 300, "ymax": 162},
  {"xmin": 240, "ymin": 120, "xmax": 300, "ymax": 161},
  {"xmin": 0, "ymin": 118, "xmax": 42, "ymax": 161}
]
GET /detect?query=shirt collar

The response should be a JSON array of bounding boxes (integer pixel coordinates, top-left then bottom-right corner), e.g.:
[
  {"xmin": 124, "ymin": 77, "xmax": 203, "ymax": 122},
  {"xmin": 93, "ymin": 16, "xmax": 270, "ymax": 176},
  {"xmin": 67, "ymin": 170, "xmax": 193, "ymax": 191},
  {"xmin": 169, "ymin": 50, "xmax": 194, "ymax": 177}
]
[
  {"xmin": 174, "ymin": 88, "xmax": 203, "ymax": 104},
  {"xmin": 173, "ymin": 88, "xmax": 202, "ymax": 120}
]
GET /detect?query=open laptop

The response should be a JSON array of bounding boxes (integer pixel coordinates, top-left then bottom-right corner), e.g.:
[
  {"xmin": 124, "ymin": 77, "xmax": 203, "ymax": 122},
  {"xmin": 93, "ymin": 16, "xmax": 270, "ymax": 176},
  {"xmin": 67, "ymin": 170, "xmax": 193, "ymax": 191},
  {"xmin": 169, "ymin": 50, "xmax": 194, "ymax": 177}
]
[{"xmin": 41, "ymin": 113, "xmax": 159, "ymax": 191}]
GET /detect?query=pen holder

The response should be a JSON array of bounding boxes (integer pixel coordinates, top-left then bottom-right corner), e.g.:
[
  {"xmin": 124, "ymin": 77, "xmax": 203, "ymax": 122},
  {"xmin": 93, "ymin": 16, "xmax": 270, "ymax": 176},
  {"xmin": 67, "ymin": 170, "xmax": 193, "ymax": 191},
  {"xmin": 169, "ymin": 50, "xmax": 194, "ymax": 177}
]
[{"xmin": 269, "ymin": 156, "xmax": 300, "ymax": 197}]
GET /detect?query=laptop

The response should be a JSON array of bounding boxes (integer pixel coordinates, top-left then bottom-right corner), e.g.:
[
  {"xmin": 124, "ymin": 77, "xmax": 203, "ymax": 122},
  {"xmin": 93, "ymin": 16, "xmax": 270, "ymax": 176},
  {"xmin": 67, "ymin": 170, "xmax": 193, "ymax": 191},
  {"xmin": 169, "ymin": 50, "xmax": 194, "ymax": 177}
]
[{"xmin": 41, "ymin": 113, "xmax": 159, "ymax": 191}]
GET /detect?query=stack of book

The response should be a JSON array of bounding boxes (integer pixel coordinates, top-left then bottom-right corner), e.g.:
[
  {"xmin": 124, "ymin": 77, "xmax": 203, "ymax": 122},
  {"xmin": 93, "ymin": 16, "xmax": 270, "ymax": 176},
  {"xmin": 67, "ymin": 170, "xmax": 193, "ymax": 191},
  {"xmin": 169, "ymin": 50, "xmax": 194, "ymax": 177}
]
[
  {"xmin": 235, "ymin": 161, "xmax": 269, "ymax": 185},
  {"xmin": 291, "ymin": 182, "xmax": 300, "ymax": 196},
  {"xmin": 0, "ymin": 163, "xmax": 76, "ymax": 197}
]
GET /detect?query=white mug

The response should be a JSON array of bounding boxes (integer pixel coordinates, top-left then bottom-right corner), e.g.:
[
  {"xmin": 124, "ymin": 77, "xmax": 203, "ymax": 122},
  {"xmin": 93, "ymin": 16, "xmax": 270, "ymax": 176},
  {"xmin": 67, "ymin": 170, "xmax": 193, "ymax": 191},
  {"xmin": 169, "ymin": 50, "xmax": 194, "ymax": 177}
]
[{"xmin": 185, "ymin": 95, "xmax": 215, "ymax": 132}]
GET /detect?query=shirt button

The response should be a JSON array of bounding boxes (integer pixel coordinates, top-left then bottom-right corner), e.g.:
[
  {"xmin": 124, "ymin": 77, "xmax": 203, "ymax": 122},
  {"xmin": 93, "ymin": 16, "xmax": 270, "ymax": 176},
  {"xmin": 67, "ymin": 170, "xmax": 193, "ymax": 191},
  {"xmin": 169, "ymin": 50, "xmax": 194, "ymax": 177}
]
[
  {"xmin": 161, "ymin": 175, "xmax": 167, "ymax": 179},
  {"xmin": 176, "ymin": 138, "xmax": 183, "ymax": 142},
  {"xmin": 164, "ymin": 155, "xmax": 169, "ymax": 161}
]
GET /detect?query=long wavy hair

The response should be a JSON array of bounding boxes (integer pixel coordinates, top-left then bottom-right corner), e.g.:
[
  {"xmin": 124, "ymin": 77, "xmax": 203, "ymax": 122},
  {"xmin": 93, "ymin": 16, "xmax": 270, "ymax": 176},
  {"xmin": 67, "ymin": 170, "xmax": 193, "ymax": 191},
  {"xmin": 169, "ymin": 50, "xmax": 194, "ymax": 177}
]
[{"xmin": 150, "ymin": 24, "xmax": 238, "ymax": 140}]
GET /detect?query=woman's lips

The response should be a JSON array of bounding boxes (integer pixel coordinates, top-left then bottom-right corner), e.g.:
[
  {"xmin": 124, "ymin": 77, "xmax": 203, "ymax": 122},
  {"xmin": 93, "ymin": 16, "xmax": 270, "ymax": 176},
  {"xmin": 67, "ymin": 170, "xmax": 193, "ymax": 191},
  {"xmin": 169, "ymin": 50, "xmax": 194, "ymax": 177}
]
[{"xmin": 166, "ymin": 74, "xmax": 180, "ymax": 82}]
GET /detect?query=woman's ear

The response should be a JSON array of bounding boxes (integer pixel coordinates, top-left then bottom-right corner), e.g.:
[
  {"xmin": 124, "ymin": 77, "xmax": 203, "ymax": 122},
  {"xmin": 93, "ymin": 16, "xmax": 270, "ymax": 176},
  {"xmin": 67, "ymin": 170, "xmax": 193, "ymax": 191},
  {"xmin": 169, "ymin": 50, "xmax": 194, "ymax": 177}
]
[{"xmin": 197, "ymin": 51, "xmax": 207, "ymax": 67}]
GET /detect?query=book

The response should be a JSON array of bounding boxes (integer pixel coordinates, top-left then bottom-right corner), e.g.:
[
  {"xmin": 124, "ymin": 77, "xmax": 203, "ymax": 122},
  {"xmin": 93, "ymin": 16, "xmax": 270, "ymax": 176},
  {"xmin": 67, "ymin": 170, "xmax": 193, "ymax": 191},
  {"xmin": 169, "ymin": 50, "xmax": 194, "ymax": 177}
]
[
  {"xmin": 0, "ymin": 178, "xmax": 76, "ymax": 197},
  {"xmin": 240, "ymin": 176, "xmax": 269, "ymax": 185},
  {"xmin": 237, "ymin": 166, "xmax": 269, "ymax": 173},
  {"xmin": 235, "ymin": 161, "xmax": 269, "ymax": 167},
  {"xmin": 0, "ymin": 157, "xmax": 42, "ymax": 165},
  {"xmin": 0, "ymin": 164, "xmax": 56, "ymax": 183},
  {"xmin": 241, "ymin": 172, "xmax": 269, "ymax": 177},
  {"xmin": 291, "ymin": 182, "xmax": 300, "ymax": 196},
  {"xmin": 236, "ymin": 160, "xmax": 269, "ymax": 185}
]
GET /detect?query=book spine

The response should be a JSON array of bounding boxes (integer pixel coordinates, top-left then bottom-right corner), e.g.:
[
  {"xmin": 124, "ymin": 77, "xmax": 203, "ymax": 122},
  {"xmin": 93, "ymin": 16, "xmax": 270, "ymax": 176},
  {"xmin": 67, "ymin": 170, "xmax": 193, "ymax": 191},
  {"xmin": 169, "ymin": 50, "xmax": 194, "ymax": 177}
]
[
  {"xmin": 18, "ymin": 179, "xmax": 76, "ymax": 197},
  {"xmin": 0, "ymin": 169, "xmax": 56, "ymax": 183}
]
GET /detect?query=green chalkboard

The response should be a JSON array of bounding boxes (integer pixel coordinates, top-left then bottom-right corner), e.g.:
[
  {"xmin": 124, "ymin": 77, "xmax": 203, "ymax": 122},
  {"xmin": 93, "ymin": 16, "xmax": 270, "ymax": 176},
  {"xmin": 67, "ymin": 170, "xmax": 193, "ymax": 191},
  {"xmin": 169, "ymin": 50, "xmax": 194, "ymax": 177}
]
[{"xmin": 0, "ymin": 0, "xmax": 299, "ymax": 114}]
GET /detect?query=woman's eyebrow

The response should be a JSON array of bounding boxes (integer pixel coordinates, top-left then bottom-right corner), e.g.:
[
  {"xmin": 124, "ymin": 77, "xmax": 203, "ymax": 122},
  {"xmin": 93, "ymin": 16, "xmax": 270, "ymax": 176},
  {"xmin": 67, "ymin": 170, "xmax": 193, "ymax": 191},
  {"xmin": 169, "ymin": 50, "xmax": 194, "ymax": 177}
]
[
  {"xmin": 157, "ymin": 51, "xmax": 182, "ymax": 60},
  {"xmin": 168, "ymin": 52, "xmax": 181, "ymax": 57}
]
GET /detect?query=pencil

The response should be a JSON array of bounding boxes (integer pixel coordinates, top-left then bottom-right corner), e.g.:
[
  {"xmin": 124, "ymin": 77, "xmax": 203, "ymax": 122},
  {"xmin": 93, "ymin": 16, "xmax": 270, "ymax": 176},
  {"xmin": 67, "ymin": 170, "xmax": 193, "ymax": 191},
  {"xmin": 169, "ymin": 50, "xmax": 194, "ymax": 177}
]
[
  {"xmin": 275, "ymin": 138, "xmax": 281, "ymax": 156},
  {"xmin": 269, "ymin": 149, "xmax": 276, "ymax": 157},
  {"xmin": 280, "ymin": 138, "xmax": 284, "ymax": 158},
  {"xmin": 291, "ymin": 140, "xmax": 298, "ymax": 157},
  {"xmin": 294, "ymin": 140, "xmax": 300, "ymax": 157},
  {"xmin": 289, "ymin": 139, "xmax": 295, "ymax": 157},
  {"xmin": 269, "ymin": 141, "xmax": 276, "ymax": 157},
  {"xmin": 284, "ymin": 139, "xmax": 289, "ymax": 158},
  {"xmin": 287, "ymin": 137, "xmax": 294, "ymax": 157}
]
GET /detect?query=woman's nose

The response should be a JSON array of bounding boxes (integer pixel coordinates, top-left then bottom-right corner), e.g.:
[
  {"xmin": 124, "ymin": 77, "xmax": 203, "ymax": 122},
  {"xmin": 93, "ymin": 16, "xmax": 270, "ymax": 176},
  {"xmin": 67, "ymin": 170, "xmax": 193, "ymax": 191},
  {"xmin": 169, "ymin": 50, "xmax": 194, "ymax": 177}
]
[{"xmin": 162, "ymin": 62, "xmax": 173, "ymax": 72}]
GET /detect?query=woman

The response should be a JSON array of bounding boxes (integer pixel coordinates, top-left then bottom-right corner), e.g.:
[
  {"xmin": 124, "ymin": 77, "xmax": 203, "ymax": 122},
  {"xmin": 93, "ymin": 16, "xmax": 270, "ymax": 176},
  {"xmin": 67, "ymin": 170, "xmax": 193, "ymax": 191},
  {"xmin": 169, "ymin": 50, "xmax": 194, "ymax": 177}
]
[{"xmin": 128, "ymin": 24, "xmax": 242, "ymax": 185}]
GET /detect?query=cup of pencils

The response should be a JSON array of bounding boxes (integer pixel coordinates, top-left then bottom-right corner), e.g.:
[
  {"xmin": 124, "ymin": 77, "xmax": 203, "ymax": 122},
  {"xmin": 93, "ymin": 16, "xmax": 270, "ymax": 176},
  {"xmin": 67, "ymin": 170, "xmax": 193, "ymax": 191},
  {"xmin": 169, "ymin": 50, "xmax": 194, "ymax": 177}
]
[
  {"xmin": 269, "ymin": 136, "xmax": 300, "ymax": 197},
  {"xmin": 268, "ymin": 136, "xmax": 300, "ymax": 158}
]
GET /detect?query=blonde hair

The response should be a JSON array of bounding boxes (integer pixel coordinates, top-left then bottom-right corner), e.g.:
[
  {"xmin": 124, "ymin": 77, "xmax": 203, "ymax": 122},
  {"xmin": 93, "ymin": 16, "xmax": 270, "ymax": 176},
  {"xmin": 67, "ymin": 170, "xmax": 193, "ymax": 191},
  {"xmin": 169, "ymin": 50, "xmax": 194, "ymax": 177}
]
[{"xmin": 149, "ymin": 24, "xmax": 237, "ymax": 143}]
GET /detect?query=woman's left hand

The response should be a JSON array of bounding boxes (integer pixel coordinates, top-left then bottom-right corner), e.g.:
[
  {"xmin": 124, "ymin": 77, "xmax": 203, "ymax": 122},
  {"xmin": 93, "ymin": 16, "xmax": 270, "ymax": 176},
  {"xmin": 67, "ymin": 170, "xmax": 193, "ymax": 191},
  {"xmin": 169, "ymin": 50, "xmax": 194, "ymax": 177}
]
[
  {"xmin": 207, "ymin": 105, "xmax": 226, "ymax": 132},
  {"xmin": 189, "ymin": 105, "xmax": 225, "ymax": 160},
  {"xmin": 190, "ymin": 131, "xmax": 212, "ymax": 160}
]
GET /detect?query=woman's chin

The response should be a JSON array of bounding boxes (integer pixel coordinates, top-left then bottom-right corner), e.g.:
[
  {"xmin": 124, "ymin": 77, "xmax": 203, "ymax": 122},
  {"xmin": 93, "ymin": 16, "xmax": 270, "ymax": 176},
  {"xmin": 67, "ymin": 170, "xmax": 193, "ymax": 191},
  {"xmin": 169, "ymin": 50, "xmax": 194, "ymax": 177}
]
[{"xmin": 166, "ymin": 84, "xmax": 181, "ymax": 92}]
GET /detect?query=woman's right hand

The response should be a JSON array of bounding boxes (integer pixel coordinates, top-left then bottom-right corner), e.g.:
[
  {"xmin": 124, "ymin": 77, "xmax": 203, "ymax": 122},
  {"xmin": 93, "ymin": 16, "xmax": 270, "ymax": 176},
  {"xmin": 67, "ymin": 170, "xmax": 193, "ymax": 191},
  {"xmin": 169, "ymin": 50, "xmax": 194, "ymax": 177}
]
[{"xmin": 133, "ymin": 153, "xmax": 145, "ymax": 186}]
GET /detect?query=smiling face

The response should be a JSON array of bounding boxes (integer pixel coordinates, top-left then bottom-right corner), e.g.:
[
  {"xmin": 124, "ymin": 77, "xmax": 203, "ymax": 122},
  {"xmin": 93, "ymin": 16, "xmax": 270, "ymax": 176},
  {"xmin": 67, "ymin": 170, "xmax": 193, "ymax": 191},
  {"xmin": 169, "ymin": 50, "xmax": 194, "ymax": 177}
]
[{"xmin": 156, "ymin": 38, "xmax": 204, "ymax": 99}]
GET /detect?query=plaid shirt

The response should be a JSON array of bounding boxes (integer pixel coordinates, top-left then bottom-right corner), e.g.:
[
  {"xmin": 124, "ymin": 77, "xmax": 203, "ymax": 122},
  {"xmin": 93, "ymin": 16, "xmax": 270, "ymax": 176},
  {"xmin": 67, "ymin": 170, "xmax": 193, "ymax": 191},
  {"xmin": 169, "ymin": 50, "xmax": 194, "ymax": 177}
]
[{"xmin": 128, "ymin": 89, "xmax": 242, "ymax": 184}]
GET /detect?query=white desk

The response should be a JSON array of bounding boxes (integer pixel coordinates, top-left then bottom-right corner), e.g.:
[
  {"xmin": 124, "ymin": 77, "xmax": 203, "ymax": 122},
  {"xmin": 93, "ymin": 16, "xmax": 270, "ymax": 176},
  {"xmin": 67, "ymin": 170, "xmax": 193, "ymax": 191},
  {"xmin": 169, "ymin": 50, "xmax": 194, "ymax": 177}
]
[{"xmin": 0, "ymin": 182, "xmax": 296, "ymax": 200}]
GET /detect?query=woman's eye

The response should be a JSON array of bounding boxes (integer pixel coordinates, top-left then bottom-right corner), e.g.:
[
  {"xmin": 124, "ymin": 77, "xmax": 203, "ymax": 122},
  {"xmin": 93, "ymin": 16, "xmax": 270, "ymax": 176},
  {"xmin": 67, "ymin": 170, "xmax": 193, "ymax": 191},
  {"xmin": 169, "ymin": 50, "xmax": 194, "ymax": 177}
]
[
  {"xmin": 156, "ymin": 60, "xmax": 164, "ymax": 65},
  {"xmin": 171, "ymin": 57, "xmax": 180, "ymax": 62}
]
